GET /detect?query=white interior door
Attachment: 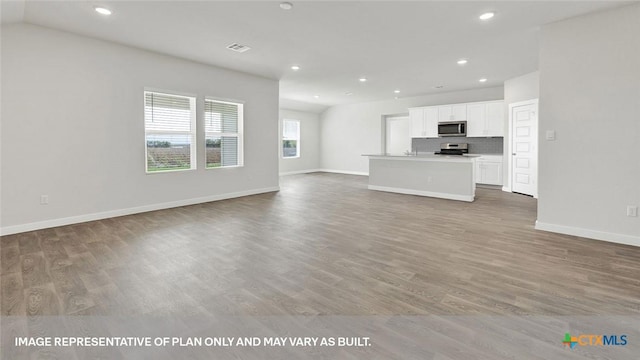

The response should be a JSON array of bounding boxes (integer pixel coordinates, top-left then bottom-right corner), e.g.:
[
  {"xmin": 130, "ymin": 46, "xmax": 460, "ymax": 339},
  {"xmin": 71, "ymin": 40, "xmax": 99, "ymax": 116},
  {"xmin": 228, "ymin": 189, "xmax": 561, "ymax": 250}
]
[
  {"xmin": 511, "ymin": 102, "xmax": 538, "ymax": 196},
  {"xmin": 386, "ymin": 116, "xmax": 411, "ymax": 155}
]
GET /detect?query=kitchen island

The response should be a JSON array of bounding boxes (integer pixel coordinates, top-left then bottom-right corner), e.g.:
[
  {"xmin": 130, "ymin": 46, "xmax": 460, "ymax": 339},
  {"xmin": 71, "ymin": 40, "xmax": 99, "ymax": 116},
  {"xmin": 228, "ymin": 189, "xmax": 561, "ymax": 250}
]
[{"xmin": 364, "ymin": 154, "xmax": 477, "ymax": 202}]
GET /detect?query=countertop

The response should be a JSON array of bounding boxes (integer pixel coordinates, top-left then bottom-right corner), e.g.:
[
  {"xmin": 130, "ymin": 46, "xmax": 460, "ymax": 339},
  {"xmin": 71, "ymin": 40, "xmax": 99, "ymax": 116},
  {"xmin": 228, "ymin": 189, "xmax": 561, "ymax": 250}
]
[{"xmin": 363, "ymin": 153, "xmax": 480, "ymax": 162}]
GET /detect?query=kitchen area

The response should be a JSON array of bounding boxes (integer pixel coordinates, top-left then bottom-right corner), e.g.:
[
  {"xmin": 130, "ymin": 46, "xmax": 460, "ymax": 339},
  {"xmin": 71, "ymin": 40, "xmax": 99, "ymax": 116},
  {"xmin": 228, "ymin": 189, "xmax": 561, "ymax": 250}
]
[{"xmin": 365, "ymin": 100, "xmax": 505, "ymax": 202}]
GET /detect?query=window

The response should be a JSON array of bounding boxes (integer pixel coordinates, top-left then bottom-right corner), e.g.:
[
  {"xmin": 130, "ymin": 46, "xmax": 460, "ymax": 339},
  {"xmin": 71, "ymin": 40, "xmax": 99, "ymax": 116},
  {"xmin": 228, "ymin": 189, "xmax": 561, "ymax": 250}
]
[
  {"xmin": 144, "ymin": 91, "xmax": 196, "ymax": 172},
  {"xmin": 205, "ymin": 99, "xmax": 243, "ymax": 168},
  {"xmin": 282, "ymin": 119, "xmax": 300, "ymax": 158}
]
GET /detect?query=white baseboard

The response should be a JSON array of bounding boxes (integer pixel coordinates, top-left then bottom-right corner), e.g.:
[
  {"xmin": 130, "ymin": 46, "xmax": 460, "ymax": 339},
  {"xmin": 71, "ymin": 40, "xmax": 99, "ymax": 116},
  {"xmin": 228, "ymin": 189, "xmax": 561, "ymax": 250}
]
[
  {"xmin": 502, "ymin": 186, "xmax": 511, "ymax": 192},
  {"xmin": 279, "ymin": 169, "xmax": 322, "ymax": 176},
  {"xmin": 368, "ymin": 185, "xmax": 474, "ymax": 202},
  {"xmin": 535, "ymin": 221, "xmax": 640, "ymax": 247},
  {"xmin": 318, "ymin": 169, "xmax": 369, "ymax": 176},
  {"xmin": 0, "ymin": 186, "xmax": 280, "ymax": 236}
]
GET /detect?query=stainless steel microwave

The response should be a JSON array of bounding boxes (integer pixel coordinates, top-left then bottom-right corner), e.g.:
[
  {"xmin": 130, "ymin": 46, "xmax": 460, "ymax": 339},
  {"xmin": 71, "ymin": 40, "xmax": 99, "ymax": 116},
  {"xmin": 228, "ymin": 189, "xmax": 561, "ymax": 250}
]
[{"xmin": 438, "ymin": 121, "xmax": 467, "ymax": 137}]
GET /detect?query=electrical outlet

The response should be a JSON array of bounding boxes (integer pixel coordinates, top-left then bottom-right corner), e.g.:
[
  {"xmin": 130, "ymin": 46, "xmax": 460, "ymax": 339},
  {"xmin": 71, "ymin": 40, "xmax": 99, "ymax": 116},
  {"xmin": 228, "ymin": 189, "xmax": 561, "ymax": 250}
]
[
  {"xmin": 627, "ymin": 206, "xmax": 638, "ymax": 217},
  {"xmin": 40, "ymin": 195, "xmax": 49, "ymax": 205}
]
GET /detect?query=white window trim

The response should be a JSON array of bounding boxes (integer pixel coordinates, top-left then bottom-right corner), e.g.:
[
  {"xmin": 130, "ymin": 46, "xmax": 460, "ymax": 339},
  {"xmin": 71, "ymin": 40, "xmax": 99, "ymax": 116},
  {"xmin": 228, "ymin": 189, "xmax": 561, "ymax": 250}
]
[
  {"xmin": 144, "ymin": 91, "xmax": 197, "ymax": 174},
  {"xmin": 282, "ymin": 119, "xmax": 301, "ymax": 159},
  {"xmin": 204, "ymin": 97, "xmax": 244, "ymax": 169}
]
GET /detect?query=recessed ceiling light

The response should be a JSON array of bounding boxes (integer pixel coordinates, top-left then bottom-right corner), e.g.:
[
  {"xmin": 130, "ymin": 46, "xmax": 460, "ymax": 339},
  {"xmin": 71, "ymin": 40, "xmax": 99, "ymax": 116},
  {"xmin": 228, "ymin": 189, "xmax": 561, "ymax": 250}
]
[
  {"xmin": 344, "ymin": 92, "xmax": 353, "ymax": 96},
  {"xmin": 394, "ymin": 90, "xmax": 400, "ymax": 94},
  {"xmin": 280, "ymin": 2, "xmax": 293, "ymax": 10},
  {"xmin": 457, "ymin": 59, "xmax": 468, "ymax": 65},
  {"xmin": 359, "ymin": 77, "xmax": 367, "ymax": 82},
  {"xmin": 479, "ymin": 12, "xmax": 495, "ymax": 20},
  {"xmin": 314, "ymin": 95, "xmax": 320, "ymax": 99},
  {"xmin": 291, "ymin": 65, "xmax": 300, "ymax": 71},
  {"xmin": 94, "ymin": 6, "xmax": 112, "ymax": 15},
  {"xmin": 479, "ymin": 78, "xmax": 488, "ymax": 82}
]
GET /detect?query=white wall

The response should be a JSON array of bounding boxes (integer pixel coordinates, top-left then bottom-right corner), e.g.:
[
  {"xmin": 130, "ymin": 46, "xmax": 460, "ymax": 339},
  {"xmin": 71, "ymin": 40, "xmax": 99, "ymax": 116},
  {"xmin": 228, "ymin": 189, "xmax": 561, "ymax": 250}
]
[
  {"xmin": 503, "ymin": 71, "xmax": 540, "ymax": 188},
  {"xmin": 279, "ymin": 109, "xmax": 320, "ymax": 175},
  {"xmin": 0, "ymin": 24, "xmax": 280, "ymax": 234},
  {"xmin": 536, "ymin": 3, "xmax": 640, "ymax": 245},
  {"xmin": 320, "ymin": 87, "xmax": 504, "ymax": 174},
  {"xmin": 504, "ymin": 72, "xmax": 539, "ymax": 105}
]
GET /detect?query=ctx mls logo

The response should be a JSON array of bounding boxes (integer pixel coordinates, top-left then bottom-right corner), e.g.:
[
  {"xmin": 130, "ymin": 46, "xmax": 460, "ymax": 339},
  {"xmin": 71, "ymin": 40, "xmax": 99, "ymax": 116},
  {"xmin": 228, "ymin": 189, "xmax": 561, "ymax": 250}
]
[{"xmin": 562, "ymin": 333, "xmax": 627, "ymax": 349}]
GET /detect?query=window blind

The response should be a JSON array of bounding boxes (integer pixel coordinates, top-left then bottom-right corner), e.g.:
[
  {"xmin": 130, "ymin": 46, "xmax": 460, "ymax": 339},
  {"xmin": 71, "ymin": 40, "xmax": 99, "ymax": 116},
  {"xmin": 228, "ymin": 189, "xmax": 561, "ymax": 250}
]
[
  {"xmin": 205, "ymin": 99, "xmax": 243, "ymax": 168},
  {"xmin": 282, "ymin": 120, "xmax": 299, "ymax": 140},
  {"xmin": 282, "ymin": 119, "xmax": 300, "ymax": 158},
  {"xmin": 145, "ymin": 92, "xmax": 192, "ymax": 132},
  {"xmin": 205, "ymin": 101, "xmax": 238, "ymax": 133},
  {"xmin": 144, "ymin": 91, "xmax": 196, "ymax": 172}
]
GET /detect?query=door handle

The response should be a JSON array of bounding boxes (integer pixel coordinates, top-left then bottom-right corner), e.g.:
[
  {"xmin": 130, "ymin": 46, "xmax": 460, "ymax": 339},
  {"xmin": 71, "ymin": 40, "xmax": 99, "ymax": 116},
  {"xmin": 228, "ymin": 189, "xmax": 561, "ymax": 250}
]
[{"xmin": 512, "ymin": 153, "xmax": 516, "ymax": 156}]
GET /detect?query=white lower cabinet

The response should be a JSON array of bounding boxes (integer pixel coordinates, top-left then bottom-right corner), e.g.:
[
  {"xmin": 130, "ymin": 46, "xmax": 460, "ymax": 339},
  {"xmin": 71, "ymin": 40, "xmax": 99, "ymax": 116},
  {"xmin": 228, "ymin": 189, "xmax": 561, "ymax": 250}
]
[{"xmin": 475, "ymin": 155, "xmax": 503, "ymax": 186}]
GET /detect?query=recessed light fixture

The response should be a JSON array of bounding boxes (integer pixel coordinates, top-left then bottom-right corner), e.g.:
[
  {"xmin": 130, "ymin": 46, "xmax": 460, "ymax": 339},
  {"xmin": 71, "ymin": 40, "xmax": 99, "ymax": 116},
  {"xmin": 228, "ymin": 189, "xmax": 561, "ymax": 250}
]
[
  {"xmin": 479, "ymin": 78, "xmax": 488, "ymax": 82},
  {"xmin": 344, "ymin": 92, "xmax": 353, "ymax": 96},
  {"xmin": 479, "ymin": 12, "xmax": 495, "ymax": 20},
  {"xmin": 314, "ymin": 95, "xmax": 320, "ymax": 99},
  {"xmin": 280, "ymin": 2, "xmax": 293, "ymax": 10},
  {"xmin": 394, "ymin": 90, "xmax": 400, "ymax": 94},
  {"xmin": 457, "ymin": 59, "xmax": 468, "ymax": 65},
  {"xmin": 94, "ymin": 6, "xmax": 112, "ymax": 15},
  {"xmin": 359, "ymin": 77, "xmax": 367, "ymax": 82},
  {"xmin": 291, "ymin": 65, "xmax": 300, "ymax": 71}
]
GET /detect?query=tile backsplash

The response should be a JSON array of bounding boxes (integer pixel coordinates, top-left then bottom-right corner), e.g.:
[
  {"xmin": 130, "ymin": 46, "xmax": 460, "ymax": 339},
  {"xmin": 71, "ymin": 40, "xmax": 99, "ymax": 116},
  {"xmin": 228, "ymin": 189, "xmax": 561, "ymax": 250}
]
[{"xmin": 412, "ymin": 137, "xmax": 504, "ymax": 154}]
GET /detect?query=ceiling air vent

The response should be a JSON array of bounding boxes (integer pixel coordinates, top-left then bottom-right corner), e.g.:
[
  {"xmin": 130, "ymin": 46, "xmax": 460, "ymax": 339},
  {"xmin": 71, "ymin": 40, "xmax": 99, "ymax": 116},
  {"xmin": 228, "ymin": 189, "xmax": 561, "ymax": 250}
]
[{"xmin": 226, "ymin": 43, "xmax": 251, "ymax": 53}]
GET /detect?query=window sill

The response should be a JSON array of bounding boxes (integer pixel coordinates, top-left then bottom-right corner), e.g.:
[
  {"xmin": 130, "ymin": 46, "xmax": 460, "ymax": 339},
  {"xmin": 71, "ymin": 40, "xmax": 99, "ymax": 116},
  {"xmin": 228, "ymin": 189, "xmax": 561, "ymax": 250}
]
[
  {"xmin": 282, "ymin": 156, "xmax": 301, "ymax": 159},
  {"xmin": 145, "ymin": 168, "xmax": 196, "ymax": 174},
  {"xmin": 205, "ymin": 165, "xmax": 245, "ymax": 170}
]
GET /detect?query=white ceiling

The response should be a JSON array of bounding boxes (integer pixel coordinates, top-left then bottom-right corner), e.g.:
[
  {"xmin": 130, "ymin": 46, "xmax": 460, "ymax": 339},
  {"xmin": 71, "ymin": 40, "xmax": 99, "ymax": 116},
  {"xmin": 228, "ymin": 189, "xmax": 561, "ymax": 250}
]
[{"xmin": 2, "ymin": 1, "xmax": 634, "ymax": 112}]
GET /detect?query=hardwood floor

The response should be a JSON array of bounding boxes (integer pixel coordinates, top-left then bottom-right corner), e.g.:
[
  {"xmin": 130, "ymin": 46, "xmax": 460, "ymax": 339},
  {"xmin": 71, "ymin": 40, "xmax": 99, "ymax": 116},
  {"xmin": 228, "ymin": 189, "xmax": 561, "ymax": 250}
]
[{"xmin": 2, "ymin": 173, "xmax": 640, "ymax": 317}]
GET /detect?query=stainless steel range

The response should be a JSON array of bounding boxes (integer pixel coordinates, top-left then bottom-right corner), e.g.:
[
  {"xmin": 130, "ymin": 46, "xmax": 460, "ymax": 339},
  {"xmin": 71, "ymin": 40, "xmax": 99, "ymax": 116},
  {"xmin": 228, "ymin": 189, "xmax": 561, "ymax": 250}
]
[{"xmin": 434, "ymin": 143, "xmax": 468, "ymax": 155}]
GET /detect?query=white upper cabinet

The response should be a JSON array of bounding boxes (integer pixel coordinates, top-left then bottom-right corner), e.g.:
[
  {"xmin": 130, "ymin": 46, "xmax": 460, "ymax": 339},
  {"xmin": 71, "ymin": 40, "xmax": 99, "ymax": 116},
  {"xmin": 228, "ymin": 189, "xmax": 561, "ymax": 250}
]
[
  {"xmin": 410, "ymin": 100, "xmax": 503, "ymax": 138},
  {"xmin": 410, "ymin": 107, "xmax": 438, "ymax": 138},
  {"xmin": 410, "ymin": 108, "xmax": 425, "ymax": 137},
  {"xmin": 424, "ymin": 107, "xmax": 438, "ymax": 137},
  {"xmin": 452, "ymin": 104, "xmax": 467, "ymax": 121},
  {"xmin": 485, "ymin": 101, "xmax": 505, "ymax": 137},
  {"xmin": 466, "ymin": 103, "xmax": 486, "ymax": 137},
  {"xmin": 437, "ymin": 104, "xmax": 467, "ymax": 121},
  {"xmin": 437, "ymin": 106, "xmax": 452, "ymax": 121},
  {"xmin": 465, "ymin": 101, "xmax": 505, "ymax": 137}
]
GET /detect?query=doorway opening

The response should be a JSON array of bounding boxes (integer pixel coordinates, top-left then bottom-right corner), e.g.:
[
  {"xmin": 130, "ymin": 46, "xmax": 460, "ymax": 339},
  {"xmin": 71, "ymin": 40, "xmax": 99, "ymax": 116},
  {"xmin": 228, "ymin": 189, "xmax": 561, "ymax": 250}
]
[{"xmin": 384, "ymin": 115, "xmax": 411, "ymax": 155}]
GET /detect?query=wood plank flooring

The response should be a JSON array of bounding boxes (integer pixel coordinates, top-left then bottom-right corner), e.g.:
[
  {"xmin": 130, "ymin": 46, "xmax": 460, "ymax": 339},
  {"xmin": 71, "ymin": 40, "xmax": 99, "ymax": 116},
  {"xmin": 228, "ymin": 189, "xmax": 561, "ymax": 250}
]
[{"xmin": 2, "ymin": 173, "xmax": 640, "ymax": 317}]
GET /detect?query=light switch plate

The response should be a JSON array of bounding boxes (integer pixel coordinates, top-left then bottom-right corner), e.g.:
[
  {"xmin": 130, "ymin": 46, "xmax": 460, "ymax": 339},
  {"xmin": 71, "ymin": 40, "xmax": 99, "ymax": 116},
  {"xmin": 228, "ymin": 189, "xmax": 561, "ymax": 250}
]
[{"xmin": 545, "ymin": 130, "xmax": 556, "ymax": 141}]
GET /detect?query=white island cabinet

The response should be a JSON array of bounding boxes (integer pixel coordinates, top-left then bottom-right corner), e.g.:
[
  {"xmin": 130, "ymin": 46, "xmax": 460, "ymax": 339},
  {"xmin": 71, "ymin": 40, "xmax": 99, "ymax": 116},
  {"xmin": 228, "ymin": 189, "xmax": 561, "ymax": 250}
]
[{"xmin": 364, "ymin": 154, "xmax": 477, "ymax": 202}]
